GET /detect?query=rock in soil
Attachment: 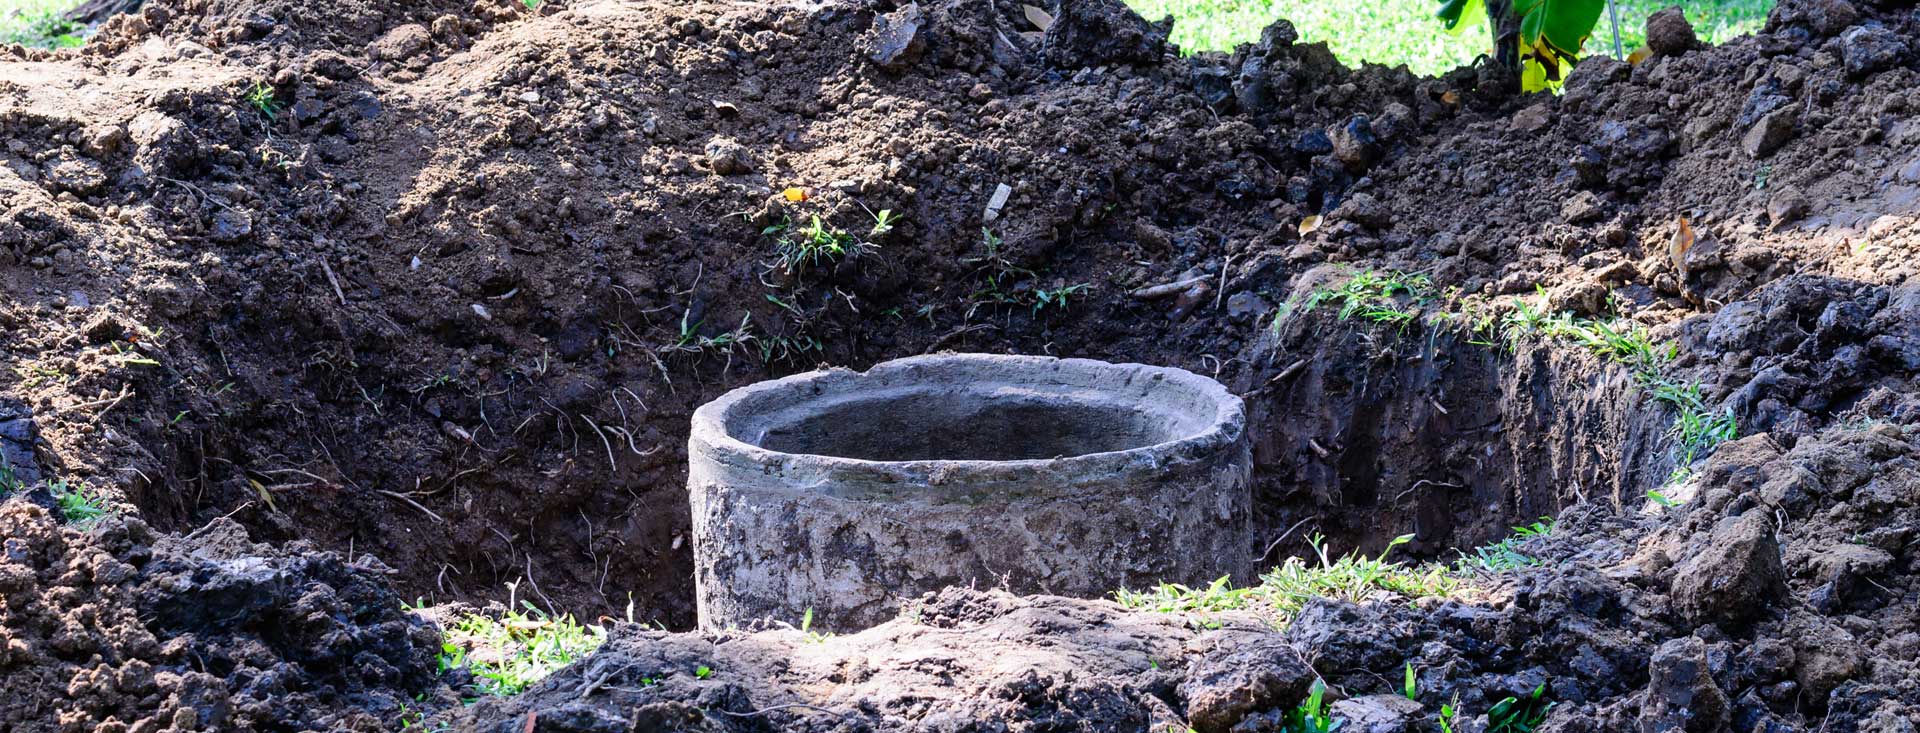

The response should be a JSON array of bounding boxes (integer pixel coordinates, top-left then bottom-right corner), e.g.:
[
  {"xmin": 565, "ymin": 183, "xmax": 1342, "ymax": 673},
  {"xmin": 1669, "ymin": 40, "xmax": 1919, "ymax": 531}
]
[{"xmin": 1670, "ymin": 511, "xmax": 1789, "ymax": 626}]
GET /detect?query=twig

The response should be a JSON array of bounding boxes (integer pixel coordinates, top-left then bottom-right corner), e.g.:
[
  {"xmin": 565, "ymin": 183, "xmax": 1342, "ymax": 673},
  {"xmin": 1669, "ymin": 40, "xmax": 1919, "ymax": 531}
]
[
  {"xmin": 582, "ymin": 415, "xmax": 617, "ymax": 474},
  {"xmin": 87, "ymin": 384, "xmax": 135, "ymax": 424},
  {"xmin": 319, "ymin": 258, "xmax": 347, "ymax": 305},
  {"xmin": 925, "ymin": 324, "xmax": 996, "ymax": 354},
  {"xmin": 1129, "ymin": 276, "xmax": 1208, "ymax": 299},
  {"xmin": 1214, "ymin": 255, "xmax": 1234, "ymax": 312},
  {"xmin": 1307, "ymin": 438, "xmax": 1332, "ymax": 459},
  {"xmin": 710, "ymin": 703, "xmax": 854, "ymax": 720},
  {"xmin": 376, "ymin": 489, "xmax": 445, "ymax": 523},
  {"xmin": 1259, "ymin": 516, "xmax": 1316, "ymax": 561},
  {"xmin": 157, "ymin": 175, "xmax": 238, "ymax": 212}
]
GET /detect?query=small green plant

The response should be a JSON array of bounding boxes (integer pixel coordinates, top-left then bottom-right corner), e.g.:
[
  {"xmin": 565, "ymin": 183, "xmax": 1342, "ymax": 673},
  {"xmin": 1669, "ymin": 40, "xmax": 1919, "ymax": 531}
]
[
  {"xmin": 1438, "ymin": 696, "xmax": 1462, "ymax": 733},
  {"xmin": 1403, "ymin": 662, "xmax": 1419, "ymax": 701},
  {"xmin": 694, "ymin": 664, "xmax": 713, "ymax": 679},
  {"xmin": 1646, "ymin": 489, "xmax": 1681, "ymax": 508},
  {"xmin": 766, "ymin": 216, "xmax": 875, "ymax": 275},
  {"xmin": 1280, "ymin": 678, "xmax": 1341, "ymax": 733},
  {"xmin": 669, "ymin": 311, "xmax": 754, "ymax": 354},
  {"xmin": 1456, "ymin": 517, "xmax": 1554, "ymax": 574},
  {"xmin": 0, "ymin": 453, "xmax": 23, "ymax": 495},
  {"xmin": 438, "ymin": 584, "xmax": 607, "ymax": 696},
  {"xmin": 396, "ymin": 702, "xmax": 450, "ymax": 732},
  {"xmin": 244, "ymin": 82, "xmax": 282, "ymax": 119},
  {"xmin": 521, "ymin": 0, "xmax": 543, "ymax": 9},
  {"xmin": 1300, "ymin": 268, "xmax": 1435, "ymax": 328},
  {"xmin": 1486, "ymin": 682, "xmax": 1554, "ymax": 732},
  {"xmin": 52, "ymin": 480, "xmax": 109, "ymax": 524},
  {"xmin": 1033, "ymin": 283, "xmax": 1091, "ymax": 314},
  {"xmin": 868, "ymin": 208, "xmax": 900, "ymax": 238},
  {"xmin": 798, "ymin": 607, "xmax": 833, "ymax": 644}
]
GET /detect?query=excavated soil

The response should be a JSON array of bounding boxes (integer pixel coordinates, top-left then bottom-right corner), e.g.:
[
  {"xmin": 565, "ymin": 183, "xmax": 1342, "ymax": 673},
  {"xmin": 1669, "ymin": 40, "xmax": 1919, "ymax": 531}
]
[{"xmin": 2, "ymin": 0, "xmax": 1919, "ymax": 730}]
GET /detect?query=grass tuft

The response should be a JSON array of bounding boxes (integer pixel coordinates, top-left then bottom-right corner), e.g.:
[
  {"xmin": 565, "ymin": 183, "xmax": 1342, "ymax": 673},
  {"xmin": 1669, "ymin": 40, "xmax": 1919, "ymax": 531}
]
[
  {"xmin": 1116, "ymin": 533, "xmax": 1458, "ymax": 626},
  {"xmin": 51, "ymin": 479, "xmax": 109, "ymax": 524},
  {"xmin": 437, "ymin": 587, "xmax": 607, "ymax": 696}
]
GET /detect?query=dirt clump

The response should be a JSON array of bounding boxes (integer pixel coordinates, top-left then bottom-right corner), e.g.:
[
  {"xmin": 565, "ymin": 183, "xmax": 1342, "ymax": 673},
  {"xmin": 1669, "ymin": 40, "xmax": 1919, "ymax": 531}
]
[{"xmin": 0, "ymin": 504, "xmax": 441, "ymax": 732}]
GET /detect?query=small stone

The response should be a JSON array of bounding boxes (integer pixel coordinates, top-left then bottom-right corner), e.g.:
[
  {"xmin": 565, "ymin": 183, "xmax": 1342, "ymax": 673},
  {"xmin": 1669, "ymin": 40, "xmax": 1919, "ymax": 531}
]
[
  {"xmin": 703, "ymin": 137, "xmax": 753, "ymax": 175},
  {"xmin": 517, "ymin": 90, "xmax": 541, "ymax": 104},
  {"xmin": 1562, "ymin": 190, "xmax": 1607, "ymax": 224},
  {"xmin": 1180, "ymin": 634, "xmax": 1315, "ymax": 733},
  {"xmin": 45, "ymin": 156, "xmax": 107, "ymax": 195},
  {"xmin": 1670, "ymin": 512, "xmax": 1787, "ymax": 626},
  {"xmin": 1331, "ymin": 192, "xmax": 1389, "ymax": 229},
  {"xmin": 1328, "ymin": 695, "xmax": 1424, "ymax": 733},
  {"xmin": 863, "ymin": 3, "xmax": 925, "ymax": 71},
  {"xmin": 1645, "ymin": 7, "xmax": 1698, "ymax": 56},
  {"xmin": 1510, "ymin": 103, "xmax": 1552, "ymax": 133},
  {"xmin": 1839, "ymin": 24, "xmax": 1906, "ymax": 77},
  {"xmin": 209, "ymin": 209, "xmax": 253, "ymax": 242},
  {"xmin": 470, "ymin": 303, "xmax": 492, "ymax": 321},
  {"xmin": 1330, "ymin": 115, "xmax": 1381, "ymax": 169},
  {"xmin": 1741, "ymin": 108, "xmax": 1796, "ymax": 158},
  {"xmin": 1766, "ymin": 188, "xmax": 1811, "ymax": 228},
  {"xmin": 1640, "ymin": 637, "xmax": 1729, "ymax": 733},
  {"xmin": 1225, "ymin": 292, "xmax": 1270, "ymax": 320},
  {"xmin": 369, "ymin": 24, "xmax": 431, "ymax": 61}
]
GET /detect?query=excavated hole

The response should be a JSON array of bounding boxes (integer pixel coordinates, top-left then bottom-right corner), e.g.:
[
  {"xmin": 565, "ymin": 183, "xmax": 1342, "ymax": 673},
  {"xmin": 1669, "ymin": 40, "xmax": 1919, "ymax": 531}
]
[{"xmin": 1243, "ymin": 308, "xmax": 1674, "ymax": 571}]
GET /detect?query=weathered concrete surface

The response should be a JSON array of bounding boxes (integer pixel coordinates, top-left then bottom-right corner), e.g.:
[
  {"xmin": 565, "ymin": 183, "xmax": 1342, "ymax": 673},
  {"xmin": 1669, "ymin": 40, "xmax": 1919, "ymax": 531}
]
[{"xmin": 688, "ymin": 354, "xmax": 1253, "ymax": 631}]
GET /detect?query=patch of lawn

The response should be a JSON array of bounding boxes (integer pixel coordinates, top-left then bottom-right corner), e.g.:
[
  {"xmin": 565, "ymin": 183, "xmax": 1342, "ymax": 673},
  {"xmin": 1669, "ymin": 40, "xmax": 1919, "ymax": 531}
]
[{"xmin": 1126, "ymin": 0, "xmax": 1774, "ymax": 75}]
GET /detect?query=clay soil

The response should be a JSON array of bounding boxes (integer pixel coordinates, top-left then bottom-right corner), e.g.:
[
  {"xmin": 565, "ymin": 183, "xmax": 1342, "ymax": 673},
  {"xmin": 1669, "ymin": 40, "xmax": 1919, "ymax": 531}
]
[{"xmin": 2, "ymin": 0, "xmax": 1918, "ymax": 730}]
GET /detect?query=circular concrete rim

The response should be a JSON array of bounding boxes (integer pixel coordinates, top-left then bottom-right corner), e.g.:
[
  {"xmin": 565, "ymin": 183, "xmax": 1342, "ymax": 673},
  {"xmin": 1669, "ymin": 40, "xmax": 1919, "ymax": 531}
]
[{"xmin": 690, "ymin": 354, "xmax": 1246, "ymax": 500}]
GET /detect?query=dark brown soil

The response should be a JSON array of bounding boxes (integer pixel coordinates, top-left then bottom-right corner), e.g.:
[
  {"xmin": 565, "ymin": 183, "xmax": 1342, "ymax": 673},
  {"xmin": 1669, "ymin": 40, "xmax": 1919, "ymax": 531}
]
[{"xmin": 2, "ymin": 0, "xmax": 1918, "ymax": 730}]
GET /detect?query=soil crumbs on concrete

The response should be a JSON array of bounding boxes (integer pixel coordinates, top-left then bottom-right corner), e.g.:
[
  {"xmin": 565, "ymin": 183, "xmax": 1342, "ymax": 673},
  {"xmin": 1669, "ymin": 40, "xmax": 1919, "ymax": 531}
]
[{"xmin": 2, "ymin": 0, "xmax": 1919, "ymax": 731}]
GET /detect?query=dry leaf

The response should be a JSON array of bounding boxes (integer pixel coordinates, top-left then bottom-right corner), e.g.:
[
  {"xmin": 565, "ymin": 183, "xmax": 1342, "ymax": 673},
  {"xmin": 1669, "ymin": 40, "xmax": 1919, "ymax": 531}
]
[
  {"xmin": 249, "ymin": 477, "xmax": 277, "ymax": 512},
  {"xmin": 1022, "ymin": 4, "xmax": 1053, "ymax": 31},
  {"xmin": 1626, "ymin": 47, "xmax": 1653, "ymax": 65},
  {"xmin": 1668, "ymin": 216, "xmax": 1695, "ymax": 281},
  {"xmin": 1298, "ymin": 215, "xmax": 1322, "ymax": 236},
  {"xmin": 1440, "ymin": 90, "xmax": 1460, "ymax": 106},
  {"xmin": 782, "ymin": 187, "xmax": 807, "ymax": 202}
]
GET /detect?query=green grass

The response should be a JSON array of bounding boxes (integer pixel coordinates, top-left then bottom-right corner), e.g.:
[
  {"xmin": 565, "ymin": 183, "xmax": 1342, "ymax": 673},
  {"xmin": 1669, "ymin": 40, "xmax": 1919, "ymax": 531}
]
[
  {"xmin": 1454, "ymin": 517, "xmax": 1553, "ymax": 574},
  {"xmin": 1294, "ymin": 270, "xmax": 1740, "ymax": 481},
  {"xmin": 437, "ymin": 596, "xmax": 607, "ymax": 696},
  {"xmin": 51, "ymin": 479, "xmax": 109, "ymax": 524},
  {"xmin": 2, "ymin": 0, "xmax": 86, "ymax": 49},
  {"xmin": 1116, "ymin": 534, "xmax": 1460, "ymax": 626},
  {"xmin": 1126, "ymin": 0, "xmax": 1772, "ymax": 75}
]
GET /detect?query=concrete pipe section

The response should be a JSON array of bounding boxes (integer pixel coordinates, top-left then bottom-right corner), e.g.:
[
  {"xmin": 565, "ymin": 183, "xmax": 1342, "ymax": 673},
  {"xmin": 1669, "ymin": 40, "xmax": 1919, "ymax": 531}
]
[{"xmin": 687, "ymin": 353, "xmax": 1253, "ymax": 632}]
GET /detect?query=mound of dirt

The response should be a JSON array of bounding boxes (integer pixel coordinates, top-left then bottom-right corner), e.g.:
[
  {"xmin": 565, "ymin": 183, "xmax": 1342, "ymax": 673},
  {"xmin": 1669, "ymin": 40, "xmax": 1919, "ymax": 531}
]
[
  {"xmin": 0, "ymin": 504, "xmax": 441, "ymax": 733},
  {"xmin": 2, "ymin": 0, "xmax": 1919, "ymax": 728}
]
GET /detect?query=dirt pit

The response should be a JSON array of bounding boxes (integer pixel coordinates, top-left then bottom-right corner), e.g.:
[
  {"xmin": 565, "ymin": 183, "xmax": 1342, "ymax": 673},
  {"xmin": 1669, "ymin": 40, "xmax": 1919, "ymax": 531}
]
[{"xmin": 3, "ymin": 0, "xmax": 1920, "ymax": 730}]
